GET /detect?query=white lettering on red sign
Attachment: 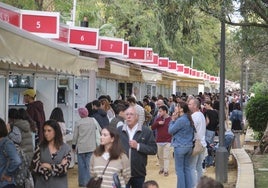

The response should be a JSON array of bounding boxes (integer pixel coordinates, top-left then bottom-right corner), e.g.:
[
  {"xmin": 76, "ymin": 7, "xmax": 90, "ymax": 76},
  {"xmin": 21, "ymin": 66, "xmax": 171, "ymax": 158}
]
[
  {"xmin": 36, "ymin": 21, "xmax": 41, "ymax": 29},
  {"xmin": 0, "ymin": 12, "xmax": 9, "ymax": 22},
  {"xmin": 81, "ymin": 35, "xmax": 84, "ymax": 41}
]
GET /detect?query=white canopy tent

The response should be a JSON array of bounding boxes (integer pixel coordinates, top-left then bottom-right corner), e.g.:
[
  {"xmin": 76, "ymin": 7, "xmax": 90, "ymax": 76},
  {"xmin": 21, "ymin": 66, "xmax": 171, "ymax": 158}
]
[{"xmin": 0, "ymin": 21, "xmax": 98, "ymax": 75}]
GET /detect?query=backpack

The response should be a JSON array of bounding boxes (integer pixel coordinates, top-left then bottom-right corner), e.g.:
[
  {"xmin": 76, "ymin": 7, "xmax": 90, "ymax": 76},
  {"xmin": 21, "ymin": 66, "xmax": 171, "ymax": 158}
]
[{"xmin": 3, "ymin": 143, "xmax": 34, "ymax": 187}]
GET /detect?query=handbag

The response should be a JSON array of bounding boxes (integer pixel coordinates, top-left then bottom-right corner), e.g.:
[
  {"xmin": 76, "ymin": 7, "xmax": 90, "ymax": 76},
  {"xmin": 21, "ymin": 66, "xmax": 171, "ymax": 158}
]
[
  {"xmin": 192, "ymin": 139, "xmax": 204, "ymax": 156},
  {"xmin": 113, "ymin": 173, "xmax": 121, "ymax": 188},
  {"xmin": 87, "ymin": 177, "xmax": 103, "ymax": 188},
  {"xmin": 87, "ymin": 160, "xmax": 110, "ymax": 188}
]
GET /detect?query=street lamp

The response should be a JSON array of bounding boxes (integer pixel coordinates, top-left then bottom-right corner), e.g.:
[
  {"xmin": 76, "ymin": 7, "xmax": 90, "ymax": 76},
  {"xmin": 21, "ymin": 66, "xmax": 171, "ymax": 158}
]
[
  {"xmin": 245, "ymin": 61, "xmax": 249, "ymax": 96},
  {"xmin": 71, "ymin": 0, "xmax": 77, "ymax": 26},
  {"xmin": 215, "ymin": 0, "xmax": 228, "ymax": 183}
]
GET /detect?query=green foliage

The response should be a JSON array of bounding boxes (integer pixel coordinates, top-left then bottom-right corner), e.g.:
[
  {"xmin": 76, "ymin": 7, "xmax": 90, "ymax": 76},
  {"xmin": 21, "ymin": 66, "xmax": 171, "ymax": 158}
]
[
  {"xmin": 245, "ymin": 96, "xmax": 268, "ymax": 135},
  {"xmin": 249, "ymin": 82, "xmax": 268, "ymax": 97},
  {"xmin": 1, "ymin": 0, "xmax": 37, "ymax": 9}
]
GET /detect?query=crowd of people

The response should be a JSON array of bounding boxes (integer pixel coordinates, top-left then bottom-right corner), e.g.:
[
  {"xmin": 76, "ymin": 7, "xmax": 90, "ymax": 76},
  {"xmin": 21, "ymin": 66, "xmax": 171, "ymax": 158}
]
[{"xmin": 0, "ymin": 87, "xmax": 245, "ymax": 188}]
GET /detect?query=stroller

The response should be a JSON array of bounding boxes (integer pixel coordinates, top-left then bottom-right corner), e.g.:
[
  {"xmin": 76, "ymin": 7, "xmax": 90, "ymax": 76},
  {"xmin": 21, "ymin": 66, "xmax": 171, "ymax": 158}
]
[{"xmin": 204, "ymin": 130, "xmax": 234, "ymax": 168}]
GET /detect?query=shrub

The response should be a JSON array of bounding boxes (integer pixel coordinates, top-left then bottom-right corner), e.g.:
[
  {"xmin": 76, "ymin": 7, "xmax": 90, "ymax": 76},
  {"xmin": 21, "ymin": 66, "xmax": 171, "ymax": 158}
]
[{"xmin": 245, "ymin": 96, "xmax": 268, "ymax": 139}]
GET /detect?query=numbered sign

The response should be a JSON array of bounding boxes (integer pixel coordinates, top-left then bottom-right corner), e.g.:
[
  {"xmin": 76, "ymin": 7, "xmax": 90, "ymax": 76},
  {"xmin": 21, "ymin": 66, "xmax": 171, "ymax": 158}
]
[
  {"xmin": 177, "ymin": 64, "xmax": 184, "ymax": 73},
  {"xmin": 143, "ymin": 53, "xmax": 159, "ymax": 65},
  {"xmin": 20, "ymin": 10, "xmax": 59, "ymax": 38},
  {"xmin": 210, "ymin": 76, "xmax": 215, "ymax": 82},
  {"xmin": 158, "ymin": 57, "xmax": 169, "ymax": 68},
  {"xmin": 191, "ymin": 69, "xmax": 197, "ymax": 77},
  {"xmin": 98, "ymin": 36, "xmax": 124, "ymax": 56},
  {"xmin": 184, "ymin": 66, "xmax": 190, "ymax": 75},
  {"xmin": 69, "ymin": 26, "xmax": 99, "ymax": 49},
  {"xmin": 0, "ymin": 2, "xmax": 20, "ymax": 27},
  {"xmin": 128, "ymin": 47, "xmax": 153, "ymax": 62},
  {"xmin": 168, "ymin": 60, "xmax": 177, "ymax": 70}
]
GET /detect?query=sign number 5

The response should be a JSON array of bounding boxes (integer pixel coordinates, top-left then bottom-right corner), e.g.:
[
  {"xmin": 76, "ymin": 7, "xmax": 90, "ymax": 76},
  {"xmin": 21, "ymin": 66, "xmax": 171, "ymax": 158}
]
[{"xmin": 36, "ymin": 21, "xmax": 41, "ymax": 29}]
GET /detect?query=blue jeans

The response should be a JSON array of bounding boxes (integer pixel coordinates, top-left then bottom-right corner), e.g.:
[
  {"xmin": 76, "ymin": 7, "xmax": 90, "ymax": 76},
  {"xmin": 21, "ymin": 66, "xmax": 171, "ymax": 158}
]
[
  {"xmin": 190, "ymin": 149, "xmax": 205, "ymax": 188},
  {"xmin": 126, "ymin": 176, "xmax": 145, "ymax": 188},
  {"xmin": 3, "ymin": 184, "xmax": 16, "ymax": 188},
  {"xmin": 77, "ymin": 152, "xmax": 92, "ymax": 187},
  {"xmin": 174, "ymin": 146, "xmax": 192, "ymax": 188},
  {"xmin": 205, "ymin": 130, "xmax": 215, "ymax": 145}
]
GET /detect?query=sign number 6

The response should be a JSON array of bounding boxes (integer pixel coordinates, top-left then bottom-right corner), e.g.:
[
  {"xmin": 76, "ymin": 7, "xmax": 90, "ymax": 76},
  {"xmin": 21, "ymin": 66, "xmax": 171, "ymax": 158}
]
[{"xmin": 80, "ymin": 35, "xmax": 85, "ymax": 41}]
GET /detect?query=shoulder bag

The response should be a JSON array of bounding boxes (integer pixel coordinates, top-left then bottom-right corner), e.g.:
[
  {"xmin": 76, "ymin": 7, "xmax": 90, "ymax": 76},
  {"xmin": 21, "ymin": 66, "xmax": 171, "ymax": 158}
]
[
  {"xmin": 192, "ymin": 139, "xmax": 204, "ymax": 156},
  {"xmin": 87, "ymin": 160, "xmax": 110, "ymax": 188},
  {"xmin": 191, "ymin": 126, "xmax": 204, "ymax": 156}
]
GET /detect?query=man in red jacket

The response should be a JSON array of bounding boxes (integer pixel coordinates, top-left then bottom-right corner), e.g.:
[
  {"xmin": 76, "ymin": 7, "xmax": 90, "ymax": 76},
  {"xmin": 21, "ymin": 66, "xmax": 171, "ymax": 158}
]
[
  {"xmin": 151, "ymin": 105, "xmax": 172, "ymax": 176},
  {"xmin": 23, "ymin": 88, "xmax": 45, "ymax": 146}
]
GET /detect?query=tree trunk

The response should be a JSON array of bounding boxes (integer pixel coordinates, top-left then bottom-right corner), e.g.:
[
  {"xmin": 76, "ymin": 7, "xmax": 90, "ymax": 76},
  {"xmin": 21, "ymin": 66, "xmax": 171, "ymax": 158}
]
[{"xmin": 254, "ymin": 122, "xmax": 268, "ymax": 154}]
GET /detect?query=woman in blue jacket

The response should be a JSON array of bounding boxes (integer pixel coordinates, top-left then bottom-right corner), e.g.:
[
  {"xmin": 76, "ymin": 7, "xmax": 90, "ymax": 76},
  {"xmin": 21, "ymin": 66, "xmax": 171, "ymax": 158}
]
[
  {"xmin": 230, "ymin": 103, "xmax": 243, "ymax": 130},
  {"xmin": 0, "ymin": 118, "xmax": 21, "ymax": 188},
  {"xmin": 168, "ymin": 101, "xmax": 195, "ymax": 188}
]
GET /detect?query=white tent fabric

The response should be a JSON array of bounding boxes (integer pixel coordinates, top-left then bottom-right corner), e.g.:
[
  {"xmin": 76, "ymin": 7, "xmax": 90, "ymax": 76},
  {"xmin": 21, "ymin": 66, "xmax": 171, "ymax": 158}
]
[
  {"xmin": 0, "ymin": 21, "xmax": 97, "ymax": 75},
  {"xmin": 110, "ymin": 61, "xmax": 130, "ymax": 77},
  {"xmin": 141, "ymin": 70, "xmax": 162, "ymax": 81}
]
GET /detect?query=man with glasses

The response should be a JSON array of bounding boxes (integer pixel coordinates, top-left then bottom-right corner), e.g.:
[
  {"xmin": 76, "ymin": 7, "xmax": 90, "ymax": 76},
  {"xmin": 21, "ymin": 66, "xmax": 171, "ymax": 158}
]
[{"xmin": 118, "ymin": 106, "xmax": 157, "ymax": 188}]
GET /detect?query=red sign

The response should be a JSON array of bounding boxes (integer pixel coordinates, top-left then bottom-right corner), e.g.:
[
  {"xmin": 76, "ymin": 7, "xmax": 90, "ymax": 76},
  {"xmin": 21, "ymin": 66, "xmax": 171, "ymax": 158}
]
[
  {"xmin": 0, "ymin": 2, "xmax": 20, "ymax": 27},
  {"xmin": 128, "ymin": 47, "xmax": 153, "ymax": 62},
  {"xmin": 124, "ymin": 41, "xmax": 129, "ymax": 57},
  {"xmin": 177, "ymin": 64, "xmax": 184, "ymax": 72},
  {"xmin": 210, "ymin": 76, "xmax": 215, "ymax": 82},
  {"xmin": 20, "ymin": 10, "xmax": 59, "ymax": 38},
  {"xmin": 184, "ymin": 66, "xmax": 190, "ymax": 74},
  {"xmin": 191, "ymin": 69, "xmax": 197, "ymax": 76},
  {"xmin": 56, "ymin": 25, "xmax": 69, "ymax": 43},
  {"xmin": 168, "ymin": 61, "xmax": 177, "ymax": 70},
  {"xmin": 145, "ymin": 49, "xmax": 153, "ymax": 61},
  {"xmin": 69, "ymin": 26, "xmax": 98, "ymax": 49},
  {"xmin": 144, "ymin": 53, "xmax": 158, "ymax": 65},
  {"xmin": 196, "ymin": 71, "xmax": 201, "ymax": 78},
  {"xmin": 158, "ymin": 57, "xmax": 169, "ymax": 67},
  {"xmin": 98, "ymin": 37, "xmax": 124, "ymax": 56}
]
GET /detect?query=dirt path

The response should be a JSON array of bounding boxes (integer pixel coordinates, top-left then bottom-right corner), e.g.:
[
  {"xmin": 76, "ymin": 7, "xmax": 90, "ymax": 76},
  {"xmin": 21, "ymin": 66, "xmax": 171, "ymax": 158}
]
[{"xmin": 67, "ymin": 154, "xmax": 236, "ymax": 187}]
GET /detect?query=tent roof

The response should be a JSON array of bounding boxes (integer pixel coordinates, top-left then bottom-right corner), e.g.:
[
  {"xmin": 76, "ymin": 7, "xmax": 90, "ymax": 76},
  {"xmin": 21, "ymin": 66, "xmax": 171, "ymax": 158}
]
[{"xmin": 0, "ymin": 21, "xmax": 97, "ymax": 75}]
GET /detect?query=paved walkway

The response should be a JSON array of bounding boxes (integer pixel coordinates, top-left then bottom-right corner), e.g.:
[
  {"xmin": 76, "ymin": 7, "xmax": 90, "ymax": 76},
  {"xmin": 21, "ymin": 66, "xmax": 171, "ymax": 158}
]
[
  {"xmin": 68, "ymin": 151, "xmax": 237, "ymax": 188},
  {"xmin": 67, "ymin": 127, "xmax": 257, "ymax": 188}
]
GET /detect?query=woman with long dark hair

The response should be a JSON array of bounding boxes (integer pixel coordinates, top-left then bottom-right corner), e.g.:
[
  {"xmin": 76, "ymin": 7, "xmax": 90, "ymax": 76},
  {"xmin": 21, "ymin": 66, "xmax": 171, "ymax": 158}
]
[
  {"xmin": 31, "ymin": 120, "xmax": 71, "ymax": 188},
  {"xmin": 49, "ymin": 107, "xmax": 66, "ymax": 142},
  {"xmin": 168, "ymin": 101, "xmax": 195, "ymax": 188},
  {"xmin": 90, "ymin": 126, "xmax": 130, "ymax": 187}
]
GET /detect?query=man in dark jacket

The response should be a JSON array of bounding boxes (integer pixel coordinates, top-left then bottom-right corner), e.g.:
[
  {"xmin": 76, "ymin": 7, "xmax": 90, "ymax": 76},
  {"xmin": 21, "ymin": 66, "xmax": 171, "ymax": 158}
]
[
  {"xmin": 91, "ymin": 100, "xmax": 109, "ymax": 128},
  {"xmin": 118, "ymin": 106, "xmax": 157, "ymax": 188},
  {"xmin": 23, "ymin": 88, "xmax": 45, "ymax": 145}
]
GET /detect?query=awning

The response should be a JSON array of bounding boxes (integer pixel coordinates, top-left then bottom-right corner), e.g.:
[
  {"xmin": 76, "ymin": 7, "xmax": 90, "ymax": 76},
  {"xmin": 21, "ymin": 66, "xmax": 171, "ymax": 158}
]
[
  {"xmin": 0, "ymin": 21, "xmax": 97, "ymax": 75},
  {"xmin": 110, "ymin": 61, "xmax": 129, "ymax": 77},
  {"xmin": 74, "ymin": 56, "xmax": 98, "ymax": 73},
  {"xmin": 141, "ymin": 70, "xmax": 162, "ymax": 81}
]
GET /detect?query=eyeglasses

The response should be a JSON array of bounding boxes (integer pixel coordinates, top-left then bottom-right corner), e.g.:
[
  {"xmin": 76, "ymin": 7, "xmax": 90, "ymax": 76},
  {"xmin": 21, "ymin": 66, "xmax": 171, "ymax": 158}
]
[{"xmin": 125, "ymin": 113, "xmax": 137, "ymax": 116}]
